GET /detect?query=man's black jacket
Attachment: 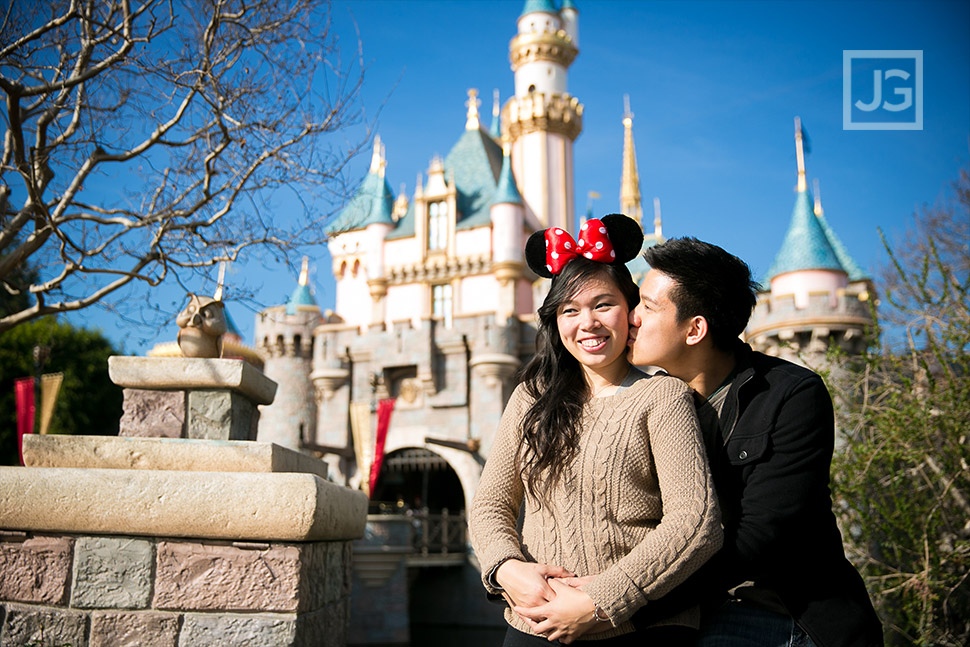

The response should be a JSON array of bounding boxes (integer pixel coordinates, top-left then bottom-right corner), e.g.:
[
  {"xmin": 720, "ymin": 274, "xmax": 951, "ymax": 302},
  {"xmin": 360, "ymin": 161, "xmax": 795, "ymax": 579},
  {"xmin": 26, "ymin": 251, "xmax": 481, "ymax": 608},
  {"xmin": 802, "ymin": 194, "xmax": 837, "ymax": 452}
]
[{"xmin": 635, "ymin": 344, "xmax": 883, "ymax": 647}]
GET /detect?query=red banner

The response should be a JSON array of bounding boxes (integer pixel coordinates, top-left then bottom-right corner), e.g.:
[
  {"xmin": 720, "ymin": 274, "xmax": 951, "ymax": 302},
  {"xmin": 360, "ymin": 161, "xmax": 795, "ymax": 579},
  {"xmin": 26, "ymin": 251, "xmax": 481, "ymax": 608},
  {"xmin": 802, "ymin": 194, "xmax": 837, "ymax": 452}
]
[
  {"xmin": 369, "ymin": 398, "xmax": 396, "ymax": 496},
  {"xmin": 15, "ymin": 377, "xmax": 35, "ymax": 466}
]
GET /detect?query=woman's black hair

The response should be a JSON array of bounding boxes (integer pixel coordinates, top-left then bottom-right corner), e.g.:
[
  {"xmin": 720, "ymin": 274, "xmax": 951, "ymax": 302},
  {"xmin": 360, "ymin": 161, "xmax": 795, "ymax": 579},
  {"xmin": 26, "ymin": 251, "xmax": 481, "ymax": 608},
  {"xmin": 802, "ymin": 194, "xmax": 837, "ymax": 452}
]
[{"xmin": 516, "ymin": 257, "xmax": 640, "ymax": 504}]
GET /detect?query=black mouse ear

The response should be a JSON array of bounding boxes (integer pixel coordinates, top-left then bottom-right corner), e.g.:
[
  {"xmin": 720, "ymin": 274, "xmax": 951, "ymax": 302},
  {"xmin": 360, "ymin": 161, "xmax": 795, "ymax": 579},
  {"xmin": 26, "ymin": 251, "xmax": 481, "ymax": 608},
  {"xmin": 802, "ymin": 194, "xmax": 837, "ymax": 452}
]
[
  {"xmin": 525, "ymin": 229, "xmax": 554, "ymax": 278},
  {"xmin": 601, "ymin": 213, "xmax": 644, "ymax": 264}
]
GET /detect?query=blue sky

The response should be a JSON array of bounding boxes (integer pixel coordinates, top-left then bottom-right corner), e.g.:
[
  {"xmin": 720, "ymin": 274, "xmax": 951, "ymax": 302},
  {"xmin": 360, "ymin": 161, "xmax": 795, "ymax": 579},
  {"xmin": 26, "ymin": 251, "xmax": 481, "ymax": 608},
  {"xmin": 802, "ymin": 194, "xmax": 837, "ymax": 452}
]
[{"xmin": 80, "ymin": 0, "xmax": 970, "ymax": 353}]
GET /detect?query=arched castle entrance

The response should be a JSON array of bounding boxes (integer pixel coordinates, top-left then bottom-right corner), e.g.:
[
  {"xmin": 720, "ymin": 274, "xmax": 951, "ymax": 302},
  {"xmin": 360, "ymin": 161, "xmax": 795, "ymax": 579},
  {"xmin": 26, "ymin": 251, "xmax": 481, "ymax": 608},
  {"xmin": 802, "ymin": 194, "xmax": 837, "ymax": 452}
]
[
  {"xmin": 349, "ymin": 447, "xmax": 504, "ymax": 645},
  {"xmin": 370, "ymin": 447, "xmax": 466, "ymax": 562}
]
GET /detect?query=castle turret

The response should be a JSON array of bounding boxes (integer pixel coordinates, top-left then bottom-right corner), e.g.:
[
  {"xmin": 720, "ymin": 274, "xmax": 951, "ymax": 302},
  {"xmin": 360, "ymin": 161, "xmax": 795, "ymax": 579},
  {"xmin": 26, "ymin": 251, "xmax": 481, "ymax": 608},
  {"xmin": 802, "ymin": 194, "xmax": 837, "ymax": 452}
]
[
  {"xmin": 503, "ymin": 0, "xmax": 583, "ymax": 231},
  {"xmin": 560, "ymin": 0, "xmax": 579, "ymax": 46},
  {"xmin": 490, "ymin": 145, "xmax": 526, "ymax": 321},
  {"xmin": 746, "ymin": 117, "xmax": 873, "ymax": 363},
  {"xmin": 327, "ymin": 136, "xmax": 396, "ymax": 329},
  {"xmin": 255, "ymin": 257, "xmax": 323, "ymax": 450}
]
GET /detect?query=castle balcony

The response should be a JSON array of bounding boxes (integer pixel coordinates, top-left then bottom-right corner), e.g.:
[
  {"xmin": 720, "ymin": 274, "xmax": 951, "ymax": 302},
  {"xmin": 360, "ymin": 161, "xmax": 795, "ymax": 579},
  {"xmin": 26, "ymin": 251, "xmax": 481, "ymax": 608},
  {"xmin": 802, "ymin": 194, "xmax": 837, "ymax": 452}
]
[{"xmin": 747, "ymin": 290, "xmax": 874, "ymax": 341}]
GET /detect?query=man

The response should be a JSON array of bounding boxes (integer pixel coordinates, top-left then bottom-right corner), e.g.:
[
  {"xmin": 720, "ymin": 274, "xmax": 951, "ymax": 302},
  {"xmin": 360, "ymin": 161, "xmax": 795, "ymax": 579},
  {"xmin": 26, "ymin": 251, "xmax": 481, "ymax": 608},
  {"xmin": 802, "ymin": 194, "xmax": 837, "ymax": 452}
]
[{"xmin": 627, "ymin": 237, "xmax": 882, "ymax": 647}]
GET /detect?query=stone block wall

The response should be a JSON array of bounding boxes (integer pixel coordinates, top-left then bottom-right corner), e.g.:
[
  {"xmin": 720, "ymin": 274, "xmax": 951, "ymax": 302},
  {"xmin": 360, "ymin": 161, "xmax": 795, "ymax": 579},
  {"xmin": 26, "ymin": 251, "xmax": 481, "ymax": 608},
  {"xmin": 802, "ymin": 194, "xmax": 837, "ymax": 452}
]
[{"xmin": 0, "ymin": 531, "xmax": 353, "ymax": 647}]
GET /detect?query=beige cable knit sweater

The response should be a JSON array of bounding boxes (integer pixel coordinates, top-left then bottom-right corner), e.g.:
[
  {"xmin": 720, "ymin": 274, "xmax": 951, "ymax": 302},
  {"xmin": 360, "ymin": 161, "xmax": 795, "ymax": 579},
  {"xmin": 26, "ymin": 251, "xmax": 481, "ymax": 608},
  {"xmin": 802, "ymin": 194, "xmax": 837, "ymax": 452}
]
[{"xmin": 469, "ymin": 372, "xmax": 722, "ymax": 639}]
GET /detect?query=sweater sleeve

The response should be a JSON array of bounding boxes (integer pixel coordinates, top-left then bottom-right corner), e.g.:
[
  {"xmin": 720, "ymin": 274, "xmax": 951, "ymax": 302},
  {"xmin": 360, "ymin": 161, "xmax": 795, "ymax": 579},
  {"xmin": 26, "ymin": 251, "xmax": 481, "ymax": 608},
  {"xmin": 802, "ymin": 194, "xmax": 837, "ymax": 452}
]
[
  {"xmin": 468, "ymin": 385, "xmax": 530, "ymax": 594},
  {"xmin": 582, "ymin": 377, "xmax": 723, "ymax": 625}
]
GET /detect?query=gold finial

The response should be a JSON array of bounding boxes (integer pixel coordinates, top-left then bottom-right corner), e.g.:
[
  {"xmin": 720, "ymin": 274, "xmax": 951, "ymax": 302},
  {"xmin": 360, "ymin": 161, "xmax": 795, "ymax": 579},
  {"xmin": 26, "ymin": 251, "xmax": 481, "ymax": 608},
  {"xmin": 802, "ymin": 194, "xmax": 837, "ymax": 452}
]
[
  {"xmin": 298, "ymin": 256, "xmax": 309, "ymax": 286},
  {"xmin": 620, "ymin": 95, "xmax": 642, "ymax": 223},
  {"xmin": 369, "ymin": 135, "xmax": 386, "ymax": 177},
  {"xmin": 794, "ymin": 116, "xmax": 807, "ymax": 192},
  {"xmin": 813, "ymin": 178, "xmax": 824, "ymax": 216},
  {"xmin": 213, "ymin": 261, "xmax": 227, "ymax": 301},
  {"xmin": 465, "ymin": 88, "xmax": 481, "ymax": 130}
]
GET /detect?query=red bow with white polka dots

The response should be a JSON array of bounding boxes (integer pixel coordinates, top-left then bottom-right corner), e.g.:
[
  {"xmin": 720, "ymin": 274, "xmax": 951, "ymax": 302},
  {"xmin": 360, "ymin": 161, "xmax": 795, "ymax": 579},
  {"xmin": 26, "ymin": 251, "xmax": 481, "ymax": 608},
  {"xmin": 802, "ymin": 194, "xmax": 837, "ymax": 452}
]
[{"xmin": 543, "ymin": 218, "xmax": 617, "ymax": 275}]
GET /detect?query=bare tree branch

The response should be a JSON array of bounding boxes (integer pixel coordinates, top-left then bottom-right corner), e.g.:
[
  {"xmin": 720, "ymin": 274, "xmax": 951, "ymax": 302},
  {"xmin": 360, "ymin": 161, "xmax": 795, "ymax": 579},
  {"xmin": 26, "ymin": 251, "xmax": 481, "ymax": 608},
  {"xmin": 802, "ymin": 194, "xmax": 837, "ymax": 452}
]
[{"xmin": 0, "ymin": 0, "xmax": 368, "ymax": 331}]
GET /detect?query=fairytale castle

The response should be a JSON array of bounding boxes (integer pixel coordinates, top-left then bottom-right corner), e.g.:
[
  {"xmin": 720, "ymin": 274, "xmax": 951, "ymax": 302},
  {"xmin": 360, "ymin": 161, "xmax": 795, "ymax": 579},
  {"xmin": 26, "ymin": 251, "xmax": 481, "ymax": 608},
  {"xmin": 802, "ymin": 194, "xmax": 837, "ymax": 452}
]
[{"xmin": 253, "ymin": 0, "xmax": 871, "ymax": 583}]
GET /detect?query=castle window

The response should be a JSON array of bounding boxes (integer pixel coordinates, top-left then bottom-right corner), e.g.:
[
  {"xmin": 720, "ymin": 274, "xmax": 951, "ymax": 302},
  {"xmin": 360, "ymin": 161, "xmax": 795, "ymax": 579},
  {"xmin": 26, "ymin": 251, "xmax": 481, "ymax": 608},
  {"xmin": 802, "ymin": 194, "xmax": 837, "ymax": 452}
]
[
  {"xmin": 432, "ymin": 283, "xmax": 453, "ymax": 328},
  {"xmin": 428, "ymin": 201, "xmax": 448, "ymax": 251}
]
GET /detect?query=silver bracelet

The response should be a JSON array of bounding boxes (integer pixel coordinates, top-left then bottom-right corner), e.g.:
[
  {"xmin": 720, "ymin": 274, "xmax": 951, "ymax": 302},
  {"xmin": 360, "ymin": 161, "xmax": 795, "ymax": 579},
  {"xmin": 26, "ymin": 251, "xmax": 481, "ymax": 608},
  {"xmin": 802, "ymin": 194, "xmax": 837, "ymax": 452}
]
[{"xmin": 593, "ymin": 604, "xmax": 610, "ymax": 622}]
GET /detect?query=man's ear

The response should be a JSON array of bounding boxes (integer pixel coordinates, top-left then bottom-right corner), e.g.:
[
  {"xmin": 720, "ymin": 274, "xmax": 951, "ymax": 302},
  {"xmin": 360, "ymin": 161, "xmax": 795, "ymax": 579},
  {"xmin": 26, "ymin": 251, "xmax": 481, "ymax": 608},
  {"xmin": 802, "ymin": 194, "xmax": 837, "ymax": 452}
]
[{"xmin": 685, "ymin": 315, "xmax": 710, "ymax": 347}]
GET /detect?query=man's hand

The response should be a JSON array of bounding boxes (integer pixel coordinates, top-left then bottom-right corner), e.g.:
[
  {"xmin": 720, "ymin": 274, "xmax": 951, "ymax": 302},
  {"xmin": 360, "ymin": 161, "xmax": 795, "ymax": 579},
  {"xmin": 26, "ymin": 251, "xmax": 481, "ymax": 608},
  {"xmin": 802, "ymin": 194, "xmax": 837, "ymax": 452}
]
[
  {"xmin": 513, "ymin": 579, "xmax": 611, "ymax": 644},
  {"xmin": 495, "ymin": 559, "xmax": 574, "ymax": 609}
]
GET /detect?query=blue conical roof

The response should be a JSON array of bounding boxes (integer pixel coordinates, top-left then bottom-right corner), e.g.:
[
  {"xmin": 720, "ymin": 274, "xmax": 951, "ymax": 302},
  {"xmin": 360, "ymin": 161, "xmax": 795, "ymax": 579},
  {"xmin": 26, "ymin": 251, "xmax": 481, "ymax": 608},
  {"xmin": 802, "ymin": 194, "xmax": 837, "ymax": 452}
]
[
  {"xmin": 521, "ymin": 0, "xmax": 557, "ymax": 17},
  {"xmin": 489, "ymin": 110, "xmax": 501, "ymax": 139},
  {"xmin": 444, "ymin": 127, "xmax": 504, "ymax": 229},
  {"xmin": 492, "ymin": 151, "xmax": 522, "ymax": 205},
  {"xmin": 327, "ymin": 171, "xmax": 395, "ymax": 234},
  {"xmin": 561, "ymin": 0, "xmax": 578, "ymax": 10},
  {"xmin": 285, "ymin": 282, "xmax": 317, "ymax": 315},
  {"xmin": 765, "ymin": 190, "xmax": 845, "ymax": 281},
  {"xmin": 816, "ymin": 211, "xmax": 867, "ymax": 281}
]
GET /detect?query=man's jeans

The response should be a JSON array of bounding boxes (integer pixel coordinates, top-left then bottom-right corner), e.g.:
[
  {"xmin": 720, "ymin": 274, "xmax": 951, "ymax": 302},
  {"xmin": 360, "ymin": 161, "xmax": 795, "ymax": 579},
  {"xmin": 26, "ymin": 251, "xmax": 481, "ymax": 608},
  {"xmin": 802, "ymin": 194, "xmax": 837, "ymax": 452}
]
[{"xmin": 697, "ymin": 599, "xmax": 817, "ymax": 647}]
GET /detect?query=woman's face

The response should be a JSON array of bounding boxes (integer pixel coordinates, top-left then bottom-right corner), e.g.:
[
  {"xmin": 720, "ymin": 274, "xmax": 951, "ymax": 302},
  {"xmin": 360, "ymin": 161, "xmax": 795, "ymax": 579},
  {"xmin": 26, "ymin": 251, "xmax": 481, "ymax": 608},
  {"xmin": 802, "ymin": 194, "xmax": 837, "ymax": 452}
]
[{"xmin": 556, "ymin": 273, "xmax": 631, "ymax": 377}]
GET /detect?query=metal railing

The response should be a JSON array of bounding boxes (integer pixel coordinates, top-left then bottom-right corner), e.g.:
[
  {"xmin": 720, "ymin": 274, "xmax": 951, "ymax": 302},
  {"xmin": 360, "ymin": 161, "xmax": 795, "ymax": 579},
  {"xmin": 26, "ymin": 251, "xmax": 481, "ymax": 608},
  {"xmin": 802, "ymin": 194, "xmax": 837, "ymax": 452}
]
[{"xmin": 409, "ymin": 507, "xmax": 466, "ymax": 558}]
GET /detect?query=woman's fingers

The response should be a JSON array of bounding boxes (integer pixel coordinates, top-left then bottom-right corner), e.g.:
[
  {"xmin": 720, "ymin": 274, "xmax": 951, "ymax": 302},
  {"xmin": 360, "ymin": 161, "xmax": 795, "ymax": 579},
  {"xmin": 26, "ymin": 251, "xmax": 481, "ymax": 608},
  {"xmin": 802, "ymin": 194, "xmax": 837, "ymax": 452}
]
[
  {"xmin": 513, "ymin": 604, "xmax": 548, "ymax": 620},
  {"xmin": 537, "ymin": 563, "xmax": 575, "ymax": 579},
  {"xmin": 556, "ymin": 574, "xmax": 594, "ymax": 588}
]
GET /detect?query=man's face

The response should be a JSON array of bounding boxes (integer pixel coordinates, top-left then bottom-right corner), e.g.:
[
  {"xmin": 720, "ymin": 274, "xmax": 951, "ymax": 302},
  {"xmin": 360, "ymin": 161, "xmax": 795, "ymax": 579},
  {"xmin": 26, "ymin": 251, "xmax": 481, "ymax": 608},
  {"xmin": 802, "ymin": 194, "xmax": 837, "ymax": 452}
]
[{"xmin": 627, "ymin": 269, "xmax": 692, "ymax": 375}]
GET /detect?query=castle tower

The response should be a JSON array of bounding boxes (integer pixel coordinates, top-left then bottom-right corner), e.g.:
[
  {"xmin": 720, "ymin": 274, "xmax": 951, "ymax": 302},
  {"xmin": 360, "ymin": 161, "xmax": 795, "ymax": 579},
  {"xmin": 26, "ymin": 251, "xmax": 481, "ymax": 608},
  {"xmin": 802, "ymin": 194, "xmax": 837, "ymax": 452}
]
[
  {"xmin": 503, "ymin": 0, "xmax": 583, "ymax": 231},
  {"xmin": 255, "ymin": 257, "xmax": 323, "ymax": 450},
  {"xmin": 619, "ymin": 95, "xmax": 643, "ymax": 223},
  {"xmin": 746, "ymin": 117, "xmax": 873, "ymax": 364}
]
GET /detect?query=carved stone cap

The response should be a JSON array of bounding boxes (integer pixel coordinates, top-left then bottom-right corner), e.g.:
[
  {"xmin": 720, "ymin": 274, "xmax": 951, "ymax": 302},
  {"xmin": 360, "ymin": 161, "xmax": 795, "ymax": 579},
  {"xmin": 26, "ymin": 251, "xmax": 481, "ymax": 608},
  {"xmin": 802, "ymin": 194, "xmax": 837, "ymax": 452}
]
[
  {"xmin": 23, "ymin": 435, "xmax": 327, "ymax": 480},
  {"xmin": 108, "ymin": 356, "xmax": 278, "ymax": 405},
  {"xmin": 0, "ymin": 467, "xmax": 366, "ymax": 542}
]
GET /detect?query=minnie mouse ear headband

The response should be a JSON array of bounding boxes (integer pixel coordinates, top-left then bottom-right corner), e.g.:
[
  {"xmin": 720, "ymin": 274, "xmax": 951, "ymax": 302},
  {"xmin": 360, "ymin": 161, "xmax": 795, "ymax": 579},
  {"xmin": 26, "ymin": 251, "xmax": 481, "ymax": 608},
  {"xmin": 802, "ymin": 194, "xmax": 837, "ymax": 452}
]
[{"xmin": 525, "ymin": 214, "xmax": 644, "ymax": 279}]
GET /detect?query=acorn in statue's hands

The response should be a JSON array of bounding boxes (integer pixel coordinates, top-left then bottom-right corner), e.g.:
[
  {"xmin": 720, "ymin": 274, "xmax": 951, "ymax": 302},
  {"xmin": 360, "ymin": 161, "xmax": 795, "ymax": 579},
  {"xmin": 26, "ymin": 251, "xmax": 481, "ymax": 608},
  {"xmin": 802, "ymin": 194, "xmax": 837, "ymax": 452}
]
[{"xmin": 176, "ymin": 294, "xmax": 228, "ymax": 359}]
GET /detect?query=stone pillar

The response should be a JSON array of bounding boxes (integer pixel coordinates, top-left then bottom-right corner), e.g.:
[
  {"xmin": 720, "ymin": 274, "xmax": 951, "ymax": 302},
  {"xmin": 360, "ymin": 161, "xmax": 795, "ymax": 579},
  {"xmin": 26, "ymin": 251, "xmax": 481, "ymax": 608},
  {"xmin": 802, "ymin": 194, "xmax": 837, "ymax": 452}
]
[
  {"xmin": 0, "ymin": 356, "xmax": 367, "ymax": 647},
  {"xmin": 109, "ymin": 356, "xmax": 276, "ymax": 441}
]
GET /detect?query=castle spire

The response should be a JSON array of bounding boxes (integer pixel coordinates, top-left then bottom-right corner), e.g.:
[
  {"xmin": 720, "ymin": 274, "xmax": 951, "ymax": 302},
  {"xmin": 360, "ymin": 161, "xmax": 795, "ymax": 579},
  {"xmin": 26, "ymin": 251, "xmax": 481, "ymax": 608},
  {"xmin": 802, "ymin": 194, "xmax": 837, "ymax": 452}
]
[
  {"xmin": 298, "ymin": 256, "xmax": 309, "ymax": 286},
  {"xmin": 369, "ymin": 135, "xmax": 386, "ymax": 178},
  {"xmin": 493, "ymin": 142, "xmax": 523, "ymax": 205},
  {"xmin": 465, "ymin": 88, "xmax": 481, "ymax": 130},
  {"xmin": 620, "ymin": 95, "xmax": 643, "ymax": 223},
  {"xmin": 794, "ymin": 116, "xmax": 807, "ymax": 192},
  {"xmin": 813, "ymin": 178, "xmax": 824, "ymax": 216},
  {"xmin": 653, "ymin": 197, "xmax": 663, "ymax": 240},
  {"xmin": 490, "ymin": 89, "xmax": 501, "ymax": 138}
]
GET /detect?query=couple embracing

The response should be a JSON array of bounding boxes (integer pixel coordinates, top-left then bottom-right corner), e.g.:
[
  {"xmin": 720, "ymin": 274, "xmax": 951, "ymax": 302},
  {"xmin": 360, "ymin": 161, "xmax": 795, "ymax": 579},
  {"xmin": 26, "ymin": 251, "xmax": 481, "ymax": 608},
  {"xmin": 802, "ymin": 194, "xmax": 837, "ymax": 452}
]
[{"xmin": 468, "ymin": 215, "xmax": 883, "ymax": 647}]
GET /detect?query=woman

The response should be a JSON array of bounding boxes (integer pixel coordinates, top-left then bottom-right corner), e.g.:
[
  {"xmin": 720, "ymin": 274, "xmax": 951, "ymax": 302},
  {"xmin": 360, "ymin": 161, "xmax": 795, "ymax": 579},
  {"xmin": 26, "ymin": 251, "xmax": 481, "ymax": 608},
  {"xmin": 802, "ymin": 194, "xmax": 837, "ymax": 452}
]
[{"xmin": 469, "ymin": 214, "xmax": 721, "ymax": 645}]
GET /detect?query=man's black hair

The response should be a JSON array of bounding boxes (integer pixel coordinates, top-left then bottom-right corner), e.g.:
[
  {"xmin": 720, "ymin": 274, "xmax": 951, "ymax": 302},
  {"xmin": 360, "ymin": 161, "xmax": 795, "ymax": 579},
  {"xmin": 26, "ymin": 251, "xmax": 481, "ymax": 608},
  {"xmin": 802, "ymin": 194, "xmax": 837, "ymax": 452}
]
[{"xmin": 643, "ymin": 237, "xmax": 759, "ymax": 352}]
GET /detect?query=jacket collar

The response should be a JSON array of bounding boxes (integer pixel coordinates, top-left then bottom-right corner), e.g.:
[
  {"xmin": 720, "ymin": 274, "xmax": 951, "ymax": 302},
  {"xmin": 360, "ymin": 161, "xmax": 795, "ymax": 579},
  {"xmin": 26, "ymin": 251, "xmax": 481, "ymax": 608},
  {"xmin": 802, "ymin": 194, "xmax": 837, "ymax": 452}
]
[{"xmin": 718, "ymin": 342, "xmax": 757, "ymax": 445}]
